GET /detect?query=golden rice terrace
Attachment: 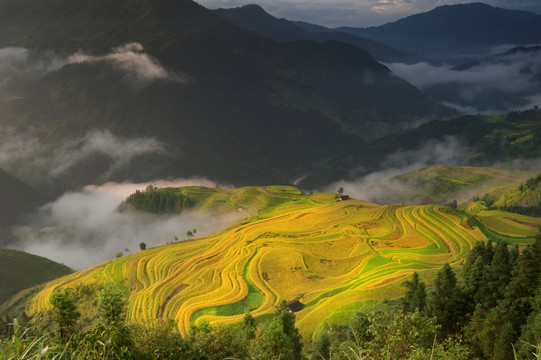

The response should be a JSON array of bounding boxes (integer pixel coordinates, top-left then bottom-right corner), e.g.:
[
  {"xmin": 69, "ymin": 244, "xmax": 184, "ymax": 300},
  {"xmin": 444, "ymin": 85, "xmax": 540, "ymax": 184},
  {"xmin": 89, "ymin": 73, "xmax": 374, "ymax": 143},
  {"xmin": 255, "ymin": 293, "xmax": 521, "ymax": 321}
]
[{"xmin": 29, "ymin": 186, "xmax": 541, "ymax": 339}]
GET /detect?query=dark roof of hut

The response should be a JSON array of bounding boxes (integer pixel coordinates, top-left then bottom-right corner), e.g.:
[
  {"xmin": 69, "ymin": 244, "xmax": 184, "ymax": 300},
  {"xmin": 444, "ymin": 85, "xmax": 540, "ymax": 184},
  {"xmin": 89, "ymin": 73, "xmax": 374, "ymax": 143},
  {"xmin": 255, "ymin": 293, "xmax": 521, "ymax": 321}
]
[{"xmin": 286, "ymin": 300, "xmax": 305, "ymax": 313}]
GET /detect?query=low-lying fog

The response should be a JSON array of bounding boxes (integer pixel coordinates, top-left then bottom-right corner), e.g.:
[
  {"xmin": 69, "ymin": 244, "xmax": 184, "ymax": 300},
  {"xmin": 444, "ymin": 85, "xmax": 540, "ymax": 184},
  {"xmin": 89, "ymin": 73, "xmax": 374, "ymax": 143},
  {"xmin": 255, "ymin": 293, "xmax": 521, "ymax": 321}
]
[{"xmin": 12, "ymin": 179, "xmax": 243, "ymax": 270}]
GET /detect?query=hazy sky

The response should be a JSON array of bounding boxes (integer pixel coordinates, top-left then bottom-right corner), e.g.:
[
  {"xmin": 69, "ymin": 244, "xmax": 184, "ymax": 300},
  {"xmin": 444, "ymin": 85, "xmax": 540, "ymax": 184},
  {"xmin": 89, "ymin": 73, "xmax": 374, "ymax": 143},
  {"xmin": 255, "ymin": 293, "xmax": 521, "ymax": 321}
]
[{"xmin": 195, "ymin": 0, "xmax": 541, "ymax": 27}]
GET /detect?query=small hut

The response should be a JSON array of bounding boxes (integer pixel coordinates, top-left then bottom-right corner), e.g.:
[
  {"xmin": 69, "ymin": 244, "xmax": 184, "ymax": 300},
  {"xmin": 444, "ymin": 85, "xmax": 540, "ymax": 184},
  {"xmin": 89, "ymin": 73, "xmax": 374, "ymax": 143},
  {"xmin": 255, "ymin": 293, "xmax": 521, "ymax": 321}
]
[{"xmin": 286, "ymin": 300, "xmax": 305, "ymax": 313}]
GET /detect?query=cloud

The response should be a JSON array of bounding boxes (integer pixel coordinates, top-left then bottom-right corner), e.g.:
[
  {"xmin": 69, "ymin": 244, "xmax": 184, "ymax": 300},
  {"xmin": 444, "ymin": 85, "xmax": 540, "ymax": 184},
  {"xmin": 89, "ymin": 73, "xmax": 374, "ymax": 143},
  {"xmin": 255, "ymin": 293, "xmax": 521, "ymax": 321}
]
[
  {"xmin": 0, "ymin": 47, "xmax": 64, "ymax": 73},
  {"xmin": 48, "ymin": 130, "xmax": 164, "ymax": 178},
  {"xmin": 386, "ymin": 48, "xmax": 541, "ymax": 112},
  {"xmin": 0, "ymin": 43, "xmax": 188, "ymax": 83},
  {"xmin": 323, "ymin": 136, "xmax": 471, "ymax": 204},
  {"xmin": 13, "ymin": 179, "xmax": 240, "ymax": 270},
  {"xmin": 0, "ymin": 47, "xmax": 29, "ymax": 72},
  {"xmin": 67, "ymin": 43, "xmax": 189, "ymax": 82},
  {"xmin": 0, "ymin": 128, "xmax": 164, "ymax": 183}
]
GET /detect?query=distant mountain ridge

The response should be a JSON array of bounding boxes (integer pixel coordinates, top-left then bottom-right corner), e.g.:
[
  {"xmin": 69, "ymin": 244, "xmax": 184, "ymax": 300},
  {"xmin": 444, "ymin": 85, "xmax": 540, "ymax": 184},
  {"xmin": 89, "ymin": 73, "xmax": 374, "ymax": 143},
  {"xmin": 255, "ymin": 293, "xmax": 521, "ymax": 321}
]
[
  {"xmin": 336, "ymin": 2, "xmax": 541, "ymax": 62},
  {"xmin": 213, "ymin": 4, "xmax": 423, "ymax": 63}
]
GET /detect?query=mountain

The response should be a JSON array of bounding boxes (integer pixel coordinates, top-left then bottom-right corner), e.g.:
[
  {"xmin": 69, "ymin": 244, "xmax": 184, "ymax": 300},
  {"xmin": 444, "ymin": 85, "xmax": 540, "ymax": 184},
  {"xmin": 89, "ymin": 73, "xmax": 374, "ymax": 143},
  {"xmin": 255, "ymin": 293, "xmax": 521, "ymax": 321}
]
[
  {"xmin": 0, "ymin": 0, "xmax": 441, "ymax": 193},
  {"xmin": 337, "ymin": 3, "xmax": 541, "ymax": 62},
  {"xmin": 24, "ymin": 186, "xmax": 539, "ymax": 339},
  {"xmin": 0, "ymin": 248, "xmax": 72, "ymax": 306},
  {"xmin": 0, "ymin": 169, "xmax": 48, "ymax": 244},
  {"xmin": 213, "ymin": 4, "xmax": 423, "ymax": 64},
  {"xmin": 300, "ymin": 108, "xmax": 541, "ymax": 189}
]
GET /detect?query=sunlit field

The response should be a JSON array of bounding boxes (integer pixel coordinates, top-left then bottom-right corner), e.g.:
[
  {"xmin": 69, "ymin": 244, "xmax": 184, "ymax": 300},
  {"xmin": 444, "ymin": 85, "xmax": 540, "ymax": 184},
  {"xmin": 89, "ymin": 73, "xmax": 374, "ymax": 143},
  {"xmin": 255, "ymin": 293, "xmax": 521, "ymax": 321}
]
[{"xmin": 29, "ymin": 186, "xmax": 540, "ymax": 339}]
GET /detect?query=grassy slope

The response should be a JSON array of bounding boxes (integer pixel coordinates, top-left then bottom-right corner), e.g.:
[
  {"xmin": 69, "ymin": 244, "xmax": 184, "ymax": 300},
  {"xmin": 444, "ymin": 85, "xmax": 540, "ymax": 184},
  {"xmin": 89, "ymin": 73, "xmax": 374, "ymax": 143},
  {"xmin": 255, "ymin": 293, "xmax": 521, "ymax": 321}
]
[
  {"xmin": 301, "ymin": 109, "xmax": 541, "ymax": 189},
  {"xmin": 394, "ymin": 165, "xmax": 529, "ymax": 203},
  {"xmin": 26, "ymin": 186, "xmax": 539, "ymax": 340},
  {"xmin": 477, "ymin": 173, "xmax": 541, "ymax": 207},
  {"xmin": 0, "ymin": 248, "xmax": 72, "ymax": 305}
]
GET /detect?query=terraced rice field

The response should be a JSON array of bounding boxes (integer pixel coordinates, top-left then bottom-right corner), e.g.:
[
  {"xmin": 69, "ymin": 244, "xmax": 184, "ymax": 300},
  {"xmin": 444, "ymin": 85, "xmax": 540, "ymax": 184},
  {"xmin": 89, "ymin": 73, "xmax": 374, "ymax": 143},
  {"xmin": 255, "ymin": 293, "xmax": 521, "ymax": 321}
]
[{"xmin": 29, "ymin": 187, "xmax": 540, "ymax": 339}]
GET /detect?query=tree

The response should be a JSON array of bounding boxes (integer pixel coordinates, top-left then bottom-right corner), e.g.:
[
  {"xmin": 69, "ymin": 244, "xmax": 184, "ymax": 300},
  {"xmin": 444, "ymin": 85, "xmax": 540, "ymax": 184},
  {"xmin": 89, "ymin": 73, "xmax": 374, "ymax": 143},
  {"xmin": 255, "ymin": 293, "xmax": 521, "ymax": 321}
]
[
  {"xmin": 366, "ymin": 309, "xmax": 439, "ymax": 359},
  {"xmin": 401, "ymin": 272, "xmax": 427, "ymax": 314},
  {"xmin": 478, "ymin": 241, "xmax": 512, "ymax": 309},
  {"xmin": 337, "ymin": 187, "xmax": 344, "ymax": 195},
  {"xmin": 312, "ymin": 330, "xmax": 331, "ymax": 360},
  {"xmin": 348, "ymin": 311, "xmax": 372, "ymax": 344},
  {"xmin": 189, "ymin": 321, "xmax": 246, "ymax": 360},
  {"xmin": 139, "ymin": 242, "xmax": 146, "ymax": 251},
  {"xmin": 97, "ymin": 282, "xmax": 129, "ymax": 329},
  {"xmin": 49, "ymin": 290, "xmax": 80, "ymax": 341},
  {"xmin": 250, "ymin": 300, "xmax": 303, "ymax": 360},
  {"xmin": 241, "ymin": 313, "xmax": 256, "ymax": 341},
  {"xmin": 516, "ymin": 287, "xmax": 541, "ymax": 359},
  {"xmin": 186, "ymin": 230, "xmax": 194, "ymax": 239},
  {"xmin": 427, "ymin": 263, "xmax": 463, "ymax": 337}
]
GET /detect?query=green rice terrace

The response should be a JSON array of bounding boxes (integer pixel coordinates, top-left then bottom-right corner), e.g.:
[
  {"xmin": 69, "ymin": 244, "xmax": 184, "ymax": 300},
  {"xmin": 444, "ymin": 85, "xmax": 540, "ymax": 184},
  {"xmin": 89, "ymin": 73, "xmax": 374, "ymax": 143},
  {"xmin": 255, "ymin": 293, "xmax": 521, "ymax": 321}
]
[
  {"xmin": 394, "ymin": 165, "xmax": 529, "ymax": 203},
  {"xmin": 27, "ymin": 185, "xmax": 541, "ymax": 340}
]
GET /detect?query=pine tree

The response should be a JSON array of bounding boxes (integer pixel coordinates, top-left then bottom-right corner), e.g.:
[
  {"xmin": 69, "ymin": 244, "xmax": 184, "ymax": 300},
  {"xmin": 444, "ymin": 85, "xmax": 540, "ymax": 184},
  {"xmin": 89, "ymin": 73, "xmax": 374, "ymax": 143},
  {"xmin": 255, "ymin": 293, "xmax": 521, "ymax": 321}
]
[
  {"xmin": 493, "ymin": 321, "xmax": 515, "ymax": 360},
  {"xmin": 401, "ymin": 272, "xmax": 427, "ymax": 313},
  {"xmin": 427, "ymin": 263, "xmax": 463, "ymax": 337},
  {"xmin": 479, "ymin": 241, "xmax": 512, "ymax": 309},
  {"xmin": 49, "ymin": 290, "xmax": 80, "ymax": 342},
  {"xmin": 516, "ymin": 287, "xmax": 541, "ymax": 359}
]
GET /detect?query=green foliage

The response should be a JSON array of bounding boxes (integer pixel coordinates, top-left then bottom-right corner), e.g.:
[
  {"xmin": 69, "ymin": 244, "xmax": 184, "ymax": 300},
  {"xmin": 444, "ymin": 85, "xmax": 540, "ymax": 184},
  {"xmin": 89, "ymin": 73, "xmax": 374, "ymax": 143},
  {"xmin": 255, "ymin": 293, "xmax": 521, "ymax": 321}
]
[
  {"xmin": 478, "ymin": 241, "xmax": 513, "ymax": 309},
  {"xmin": 427, "ymin": 263, "xmax": 464, "ymax": 337},
  {"xmin": 312, "ymin": 330, "xmax": 331, "ymax": 360},
  {"xmin": 189, "ymin": 321, "xmax": 246, "ymax": 360},
  {"xmin": 139, "ymin": 242, "xmax": 146, "ymax": 251},
  {"xmin": 250, "ymin": 301, "xmax": 303, "ymax": 360},
  {"xmin": 466, "ymin": 230, "xmax": 541, "ymax": 360},
  {"xmin": 49, "ymin": 290, "xmax": 80, "ymax": 342},
  {"xmin": 401, "ymin": 272, "xmax": 427, "ymax": 314},
  {"xmin": 97, "ymin": 282, "xmax": 129, "ymax": 330},
  {"xmin": 347, "ymin": 312, "xmax": 372, "ymax": 345}
]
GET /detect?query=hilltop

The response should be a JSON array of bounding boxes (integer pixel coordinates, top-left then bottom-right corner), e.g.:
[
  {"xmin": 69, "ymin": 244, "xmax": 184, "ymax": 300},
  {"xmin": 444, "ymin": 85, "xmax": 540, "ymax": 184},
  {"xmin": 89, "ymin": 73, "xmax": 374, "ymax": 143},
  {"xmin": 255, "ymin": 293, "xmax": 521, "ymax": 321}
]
[
  {"xmin": 21, "ymin": 185, "xmax": 540, "ymax": 339},
  {"xmin": 0, "ymin": 248, "xmax": 72, "ymax": 307},
  {"xmin": 123, "ymin": 185, "xmax": 306, "ymax": 214}
]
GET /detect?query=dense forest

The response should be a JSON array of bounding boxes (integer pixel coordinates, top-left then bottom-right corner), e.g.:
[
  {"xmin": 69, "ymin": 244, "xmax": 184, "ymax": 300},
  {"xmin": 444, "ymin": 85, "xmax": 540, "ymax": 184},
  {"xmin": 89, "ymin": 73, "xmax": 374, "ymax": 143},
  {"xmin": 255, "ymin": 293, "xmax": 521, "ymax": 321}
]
[
  {"xmin": 1, "ymin": 230, "xmax": 540, "ymax": 359},
  {"xmin": 124, "ymin": 186, "xmax": 196, "ymax": 214}
]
